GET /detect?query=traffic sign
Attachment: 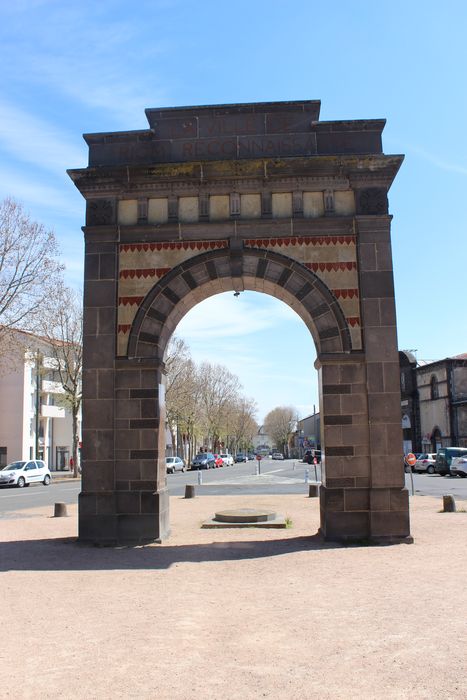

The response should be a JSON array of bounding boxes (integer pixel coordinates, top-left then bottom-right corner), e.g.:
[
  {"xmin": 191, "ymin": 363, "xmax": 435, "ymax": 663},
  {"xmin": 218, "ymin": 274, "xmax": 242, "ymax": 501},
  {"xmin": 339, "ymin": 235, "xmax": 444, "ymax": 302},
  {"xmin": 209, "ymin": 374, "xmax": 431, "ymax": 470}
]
[
  {"xmin": 256, "ymin": 454, "xmax": 262, "ymax": 461},
  {"xmin": 405, "ymin": 453, "xmax": 417, "ymax": 466},
  {"xmin": 313, "ymin": 457, "xmax": 318, "ymax": 465}
]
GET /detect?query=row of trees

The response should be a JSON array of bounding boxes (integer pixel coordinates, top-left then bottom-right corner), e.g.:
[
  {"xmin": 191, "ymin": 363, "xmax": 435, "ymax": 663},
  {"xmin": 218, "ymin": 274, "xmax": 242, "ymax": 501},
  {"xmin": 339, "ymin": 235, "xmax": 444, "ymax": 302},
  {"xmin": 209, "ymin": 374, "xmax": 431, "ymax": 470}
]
[
  {"xmin": 165, "ymin": 336, "xmax": 258, "ymax": 463},
  {"xmin": 0, "ymin": 198, "xmax": 83, "ymax": 476}
]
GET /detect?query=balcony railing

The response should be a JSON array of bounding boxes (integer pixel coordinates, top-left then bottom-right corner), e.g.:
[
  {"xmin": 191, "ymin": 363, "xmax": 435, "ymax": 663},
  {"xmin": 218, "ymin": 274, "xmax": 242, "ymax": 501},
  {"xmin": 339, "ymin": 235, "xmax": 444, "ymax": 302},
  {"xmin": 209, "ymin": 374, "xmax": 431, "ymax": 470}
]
[{"xmin": 41, "ymin": 404, "xmax": 66, "ymax": 418}]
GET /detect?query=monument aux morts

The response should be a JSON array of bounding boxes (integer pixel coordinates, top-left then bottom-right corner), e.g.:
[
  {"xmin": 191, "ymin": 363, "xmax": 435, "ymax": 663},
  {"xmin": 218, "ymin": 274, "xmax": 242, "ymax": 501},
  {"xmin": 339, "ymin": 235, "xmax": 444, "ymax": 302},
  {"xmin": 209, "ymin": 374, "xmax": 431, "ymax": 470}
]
[{"xmin": 68, "ymin": 100, "xmax": 412, "ymax": 546}]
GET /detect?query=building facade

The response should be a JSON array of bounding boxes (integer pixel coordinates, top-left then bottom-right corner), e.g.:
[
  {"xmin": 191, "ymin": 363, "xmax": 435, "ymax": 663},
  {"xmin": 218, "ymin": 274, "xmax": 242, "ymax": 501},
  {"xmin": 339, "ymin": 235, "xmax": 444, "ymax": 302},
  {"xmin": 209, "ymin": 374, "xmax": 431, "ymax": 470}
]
[
  {"xmin": 399, "ymin": 352, "xmax": 467, "ymax": 453},
  {"xmin": 0, "ymin": 330, "xmax": 81, "ymax": 470},
  {"xmin": 418, "ymin": 355, "xmax": 467, "ymax": 452},
  {"xmin": 252, "ymin": 426, "xmax": 272, "ymax": 455},
  {"xmin": 295, "ymin": 412, "xmax": 321, "ymax": 458},
  {"xmin": 399, "ymin": 351, "xmax": 420, "ymax": 455}
]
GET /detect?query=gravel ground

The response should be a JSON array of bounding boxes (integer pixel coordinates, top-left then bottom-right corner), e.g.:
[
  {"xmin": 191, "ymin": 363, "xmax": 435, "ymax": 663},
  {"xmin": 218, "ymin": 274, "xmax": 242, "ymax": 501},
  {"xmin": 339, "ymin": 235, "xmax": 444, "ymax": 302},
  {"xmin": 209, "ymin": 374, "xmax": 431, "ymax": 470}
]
[{"xmin": 1, "ymin": 494, "xmax": 466, "ymax": 700}]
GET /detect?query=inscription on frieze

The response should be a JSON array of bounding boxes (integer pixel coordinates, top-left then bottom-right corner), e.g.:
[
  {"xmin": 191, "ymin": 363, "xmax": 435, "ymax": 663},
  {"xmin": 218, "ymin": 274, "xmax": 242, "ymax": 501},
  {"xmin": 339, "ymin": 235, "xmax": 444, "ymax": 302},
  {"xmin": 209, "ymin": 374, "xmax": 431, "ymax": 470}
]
[{"xmin": 86, "ymin": 101, "xmax": 385, "ymax": 168}]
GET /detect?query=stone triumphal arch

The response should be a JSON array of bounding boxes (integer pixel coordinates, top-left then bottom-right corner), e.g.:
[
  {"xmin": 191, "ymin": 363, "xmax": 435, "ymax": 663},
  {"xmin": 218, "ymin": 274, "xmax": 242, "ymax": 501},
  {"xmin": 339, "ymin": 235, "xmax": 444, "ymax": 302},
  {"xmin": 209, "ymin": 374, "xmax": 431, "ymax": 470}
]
[{"xmin": 69, "ymin": 100, "xmax": 412, "ymax": 545}]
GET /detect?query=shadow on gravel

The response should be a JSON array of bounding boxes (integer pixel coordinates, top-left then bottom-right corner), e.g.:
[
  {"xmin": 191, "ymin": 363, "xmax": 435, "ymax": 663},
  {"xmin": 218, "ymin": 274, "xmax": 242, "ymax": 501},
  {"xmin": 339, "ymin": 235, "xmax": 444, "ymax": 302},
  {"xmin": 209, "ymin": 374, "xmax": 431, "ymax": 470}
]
[{"xmin": 0, "ymin": 533, "xmax": 345, "ymax": 572}]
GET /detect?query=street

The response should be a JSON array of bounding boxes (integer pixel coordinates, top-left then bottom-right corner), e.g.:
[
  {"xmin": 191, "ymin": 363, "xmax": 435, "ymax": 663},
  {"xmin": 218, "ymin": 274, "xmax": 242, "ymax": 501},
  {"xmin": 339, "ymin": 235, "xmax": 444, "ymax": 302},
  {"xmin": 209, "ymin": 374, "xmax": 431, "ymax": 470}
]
[{"xmin": 1, "ymin": 458, "xmax": 466, "ymax": 517}]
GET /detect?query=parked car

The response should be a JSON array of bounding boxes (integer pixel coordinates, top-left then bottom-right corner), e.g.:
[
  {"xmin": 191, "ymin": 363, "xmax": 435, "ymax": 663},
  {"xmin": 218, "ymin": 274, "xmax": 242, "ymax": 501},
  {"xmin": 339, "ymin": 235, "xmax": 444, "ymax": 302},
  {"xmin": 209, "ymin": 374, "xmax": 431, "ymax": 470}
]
[
  {"xmin": 0, "ymin": 460, "xmax": 51, "ymax": 488},
  {"xmin": 191, "ymin": 452, "xmax": 216, "ymax": 470},
  {"xmin": 303, "ymin": 449, "xmax": 321, "ymax": 464},
  {"xmin": 435, "ymin": 447, "xmax": 467, "ymax": 476},
  {"xmin": 165, "ymin": 456, "xmax": 186, "ymax": 474},
  {"xmin": 214, "ymin": 454, "xmax": 224, "ymax": 468},
  {"xmin": 450, "ymin": 456, "xmax": 467, "ymax": 477},
  {"xmin": 219, "ymin": 453, "xmax": 234, "ymax": 466},
  {"xmin": 235, "ymin": 453, "xmax": 247, "ymax": 462},
  {"xmin": 413, "ymin": 453, "xmax": 437, "ymax": 474},
  {"xmin": 247, "ymin": 453, "xmax": 255, "ymax": 460},
  {"xmin": 272, "ymin": 452, "xmax": 284, "ymax": 460}
]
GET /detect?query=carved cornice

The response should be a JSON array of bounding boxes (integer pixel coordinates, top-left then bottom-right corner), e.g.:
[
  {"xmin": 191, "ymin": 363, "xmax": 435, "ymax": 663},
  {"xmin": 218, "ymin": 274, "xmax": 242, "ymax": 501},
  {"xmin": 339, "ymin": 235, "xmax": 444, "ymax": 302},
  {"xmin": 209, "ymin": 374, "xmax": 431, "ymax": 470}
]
[{"xmin": 68, "ymin": 154, "xmax": 404, "ymax": 199}]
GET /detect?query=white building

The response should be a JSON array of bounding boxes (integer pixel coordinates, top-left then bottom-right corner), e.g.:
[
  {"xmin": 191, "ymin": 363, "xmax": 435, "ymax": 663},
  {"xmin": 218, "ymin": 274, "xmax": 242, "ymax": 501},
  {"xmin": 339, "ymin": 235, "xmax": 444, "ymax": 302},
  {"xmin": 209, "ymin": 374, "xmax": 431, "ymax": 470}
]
[
  {"xmin": 252, "ymin": 425, "xmax": 272, "ymax": 454},
  {"xmin": 0, "ymin": 329, "xmax": 81, "ymax": 470}
]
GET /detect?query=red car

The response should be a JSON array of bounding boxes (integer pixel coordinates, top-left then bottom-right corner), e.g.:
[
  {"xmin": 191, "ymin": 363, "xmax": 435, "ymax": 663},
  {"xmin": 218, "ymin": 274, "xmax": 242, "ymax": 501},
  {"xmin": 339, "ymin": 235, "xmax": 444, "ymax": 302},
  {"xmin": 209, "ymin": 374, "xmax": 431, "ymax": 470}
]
[{"xmin": 213, "ymin": 454, "xmax": 224, "ymax": 468}]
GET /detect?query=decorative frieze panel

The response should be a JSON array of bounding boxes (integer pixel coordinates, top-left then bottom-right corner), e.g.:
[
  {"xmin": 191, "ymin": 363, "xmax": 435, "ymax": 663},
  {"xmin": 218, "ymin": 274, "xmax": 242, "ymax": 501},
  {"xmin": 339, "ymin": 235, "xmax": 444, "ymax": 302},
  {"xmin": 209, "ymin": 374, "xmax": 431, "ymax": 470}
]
[
  {"xmin": 356, "ymin": 187, "xmax": 388, "ymax": 215},
  {"xmin": 148, "ymin": 198, "xmax": 168, "ymax": 224},
  {"xmin": 272, "ymin": 192, "xmax": 293, "ymax": 218},
  {"xmin": 118, "ymin": 200, "xmax": 138, "ymax": 225},
  {"xmin": 116, "ymin": 234, "xmax": 362, "ymax": 356},
  {"xmin": 86, "ymin": 198, "xmax": 116, "ymax": 226},
  {"xmin": 178, "ymin": 196, "xmax": 198, "ymax": 223},
  {"xmin": 116, "ymin": 190, "xmax": 355, "ymax": 225}
]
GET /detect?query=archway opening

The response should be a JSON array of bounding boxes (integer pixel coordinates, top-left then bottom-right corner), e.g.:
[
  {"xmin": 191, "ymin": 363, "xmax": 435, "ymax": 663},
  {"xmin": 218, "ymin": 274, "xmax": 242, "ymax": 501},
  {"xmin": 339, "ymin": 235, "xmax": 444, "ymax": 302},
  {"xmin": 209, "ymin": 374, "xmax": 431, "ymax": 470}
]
[{"xmin": 162, "ymin": 290, "xmax": 321, "ymax": 516}]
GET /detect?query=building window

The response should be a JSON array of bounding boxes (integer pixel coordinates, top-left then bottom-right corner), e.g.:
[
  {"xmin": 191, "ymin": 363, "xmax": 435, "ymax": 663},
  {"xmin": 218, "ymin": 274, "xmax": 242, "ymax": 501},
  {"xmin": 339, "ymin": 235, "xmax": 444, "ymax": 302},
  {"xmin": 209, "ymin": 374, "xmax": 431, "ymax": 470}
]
[
  {"xmin": 430, "ymin": 375, "xmax": 439, "ymax": 400},
  {"xmin": 0, "ymin": 447, "xmax": 6, "ymax": 467}
]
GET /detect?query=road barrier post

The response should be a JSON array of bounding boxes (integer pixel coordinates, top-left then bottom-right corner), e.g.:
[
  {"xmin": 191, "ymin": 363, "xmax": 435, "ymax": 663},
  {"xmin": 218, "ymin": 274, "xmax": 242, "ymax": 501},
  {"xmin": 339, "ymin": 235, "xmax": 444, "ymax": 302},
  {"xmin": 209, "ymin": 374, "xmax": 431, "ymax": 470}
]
[{"xmin": 443, "ymin": 494, "xmax": 456, "ymax": 512}]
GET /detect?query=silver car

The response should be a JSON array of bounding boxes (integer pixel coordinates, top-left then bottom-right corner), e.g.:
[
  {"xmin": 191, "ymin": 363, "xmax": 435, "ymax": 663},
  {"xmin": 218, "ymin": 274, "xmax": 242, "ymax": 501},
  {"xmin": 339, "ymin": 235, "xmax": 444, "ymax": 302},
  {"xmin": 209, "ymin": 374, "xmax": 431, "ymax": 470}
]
[
  {"xmin": 413, "ymin": 453, "xmax": 437, "ymax": 474},
  {"xmin": 0, "ymin": 460, "xmax": 52, "ymax": 487},
  {"xmin": 165, "ymin": 456, "xmax": 186, "ymax": 474},
  {"xmin": 450, "ymin": 456, "xmax": 467, "ymax": 478}
]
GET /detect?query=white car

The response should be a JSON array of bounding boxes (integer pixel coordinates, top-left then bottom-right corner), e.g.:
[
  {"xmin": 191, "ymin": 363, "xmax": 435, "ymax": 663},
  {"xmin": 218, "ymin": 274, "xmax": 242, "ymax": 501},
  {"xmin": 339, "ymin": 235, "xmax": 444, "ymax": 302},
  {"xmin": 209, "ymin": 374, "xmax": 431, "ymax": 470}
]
[
  {"xmin": 414, "ymin": 453, "xmax": 437, "ymax": 474},
  {"xmin": 219, "ymin": 453, "xmax": 234, "ymax": 466},
  {"xmin": 0, "ymin": 460, "xmax": 51, "ymax": 488},
  {"xmin": 165, "ymin": 456, "xmax": 186, "ymax": 474},
  {"xmin": 272, "ymin": 452, "xmax": 284, "ymax": 460},
  {"xmin": 450, "ymin": 456, "xmax": 467, "ymax": 478}
]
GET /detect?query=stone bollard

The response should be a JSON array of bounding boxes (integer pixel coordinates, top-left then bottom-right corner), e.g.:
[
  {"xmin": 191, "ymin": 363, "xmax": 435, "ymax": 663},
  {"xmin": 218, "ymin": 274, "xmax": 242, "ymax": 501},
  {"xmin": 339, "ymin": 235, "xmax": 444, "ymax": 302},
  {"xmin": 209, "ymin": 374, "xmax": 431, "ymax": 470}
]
[
  {"xmin": 185, "ymin": 484, "xmax": 196, "ymax": 499},
  {"xmin": 54, "ymin": 502, "xmax": 68, "ymax": 517},
  {"xmin": 443, "ymin": 495, "xmax": 456, "ymax": 512},
  {"xmin": 308, "ymin": 484, "xmax": 319, "ymax": 498}
]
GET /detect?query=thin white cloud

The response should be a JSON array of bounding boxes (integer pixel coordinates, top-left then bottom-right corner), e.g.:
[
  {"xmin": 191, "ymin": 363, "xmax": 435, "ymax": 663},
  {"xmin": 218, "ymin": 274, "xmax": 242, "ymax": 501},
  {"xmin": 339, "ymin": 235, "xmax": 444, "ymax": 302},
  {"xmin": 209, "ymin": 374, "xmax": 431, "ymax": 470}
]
[
  {"xmin": 0, "ymin": 101, "xmax": 86, "ymax": 173},
  {"xmin": 0, "ymin": 166, "xmax": 83, "ymax": 218},
  {"xmin": 1, "ymin": 5, "xmax": 172, "ymax": 126},
  {"xmin": 385, "ymin": 137, "xmax": 467, "ymax": 176},
  {"xmin": 410, "ymin": 146, "xmax": 467, "ymax": 176},
  {"xmin": 177, "ymin": 293, "xmax": 302, "ymax": 340}
]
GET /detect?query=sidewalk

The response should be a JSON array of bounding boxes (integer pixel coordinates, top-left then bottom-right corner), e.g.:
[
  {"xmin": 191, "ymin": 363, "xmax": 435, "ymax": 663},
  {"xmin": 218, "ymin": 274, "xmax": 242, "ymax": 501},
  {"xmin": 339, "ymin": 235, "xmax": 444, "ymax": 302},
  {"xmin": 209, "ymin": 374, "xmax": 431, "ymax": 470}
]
[
  {"xmin": 1, "ymin": 494, "xmax": 466, "ymax": 699},
  {"xmin": 50, "ymin": 469, "xmax": 81, "ymax": 482}
]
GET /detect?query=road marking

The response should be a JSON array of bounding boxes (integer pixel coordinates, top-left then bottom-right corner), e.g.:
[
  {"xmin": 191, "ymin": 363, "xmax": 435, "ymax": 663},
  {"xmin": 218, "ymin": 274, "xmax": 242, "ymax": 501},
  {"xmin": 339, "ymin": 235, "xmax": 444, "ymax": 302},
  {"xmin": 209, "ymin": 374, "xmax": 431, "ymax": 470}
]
[
  {"xmin": 0, "ymin": 489, "xmax": 38, "ymax": 498},
  {"xmin": 0, "ymin": 483, "xmax": 79, "ymax": 498},
  {"xmin": 204, "ymin": 474, "xmax": 307, "ymax": 485}
]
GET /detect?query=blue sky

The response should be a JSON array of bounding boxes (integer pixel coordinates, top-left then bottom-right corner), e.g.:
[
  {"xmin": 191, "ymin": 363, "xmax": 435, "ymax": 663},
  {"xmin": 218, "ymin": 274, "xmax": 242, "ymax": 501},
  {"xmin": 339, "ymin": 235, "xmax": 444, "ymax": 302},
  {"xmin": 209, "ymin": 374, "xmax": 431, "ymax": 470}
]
[{"xmin": 1, "ymin": 0, "xmax": 466, "ymax": 423}]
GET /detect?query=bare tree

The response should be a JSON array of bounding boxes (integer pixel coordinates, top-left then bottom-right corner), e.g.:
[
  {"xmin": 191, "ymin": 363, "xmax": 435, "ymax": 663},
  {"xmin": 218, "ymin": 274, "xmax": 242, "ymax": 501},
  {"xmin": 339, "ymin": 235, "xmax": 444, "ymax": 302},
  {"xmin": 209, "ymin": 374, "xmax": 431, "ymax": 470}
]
[
  {"xmin": 228, "ymin": 397, "xmax": 258, "ymax": 454},
  {"xmin": 164, "ymin": 338, "xmax": 258, "ymax": 462},
  {"xmin": 0, "ymin": 198, "xmax": 63, "ymax": 350},
  {"xmin": 264, "ymin": 406, "xmax": 298, "ymax": 457},
  {"xmin": 165, "ymin": 336, "xmax": 194, "ymax": 456},
  {"xmin": 42, "ymin": 284, "xmax": 83, "ymax": 477},
  {"xmin": 198, "ymin": 362, "xmax": 242, "ymax": 451}
]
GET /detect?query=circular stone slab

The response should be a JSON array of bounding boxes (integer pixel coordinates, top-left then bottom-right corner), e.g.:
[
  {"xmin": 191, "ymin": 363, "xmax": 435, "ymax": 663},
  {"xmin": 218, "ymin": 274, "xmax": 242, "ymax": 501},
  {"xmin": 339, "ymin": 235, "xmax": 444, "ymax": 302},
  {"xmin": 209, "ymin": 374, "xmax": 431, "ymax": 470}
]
[{"xmin": 214, "ymin": 508, "xmax": 277, "ymax": 523}]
